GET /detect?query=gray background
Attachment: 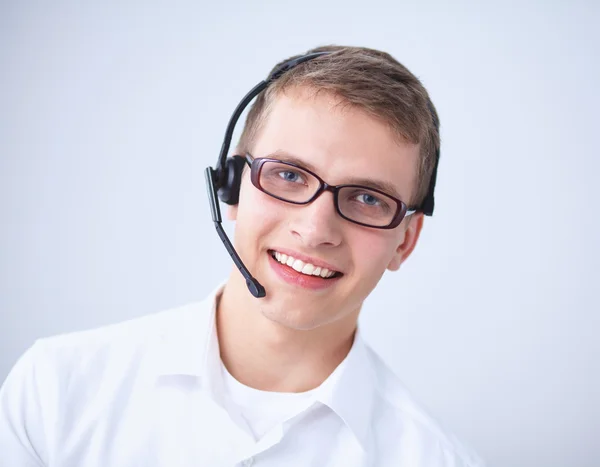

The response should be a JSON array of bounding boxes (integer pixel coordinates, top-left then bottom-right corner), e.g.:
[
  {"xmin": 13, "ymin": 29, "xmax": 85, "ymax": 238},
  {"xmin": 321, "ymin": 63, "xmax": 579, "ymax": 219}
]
[{"xmin": 1, "ymin": 1, "xmax": 598, "ymax": 466}]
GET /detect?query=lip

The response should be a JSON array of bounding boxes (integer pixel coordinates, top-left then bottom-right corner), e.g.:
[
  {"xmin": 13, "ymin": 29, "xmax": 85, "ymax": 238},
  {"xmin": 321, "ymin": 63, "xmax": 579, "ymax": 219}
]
[
  {"xmin": 267, "ymin": 253, "xmax": 343, "ymax": 290},
  {"xmin": 268, "ymin": 247, "xmax": 343, "ymax": 273}
]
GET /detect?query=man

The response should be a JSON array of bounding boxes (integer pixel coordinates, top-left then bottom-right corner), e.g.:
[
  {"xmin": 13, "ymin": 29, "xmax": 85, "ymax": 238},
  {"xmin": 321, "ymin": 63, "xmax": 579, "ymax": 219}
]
[{"xmin": 0, "ymin": 45, "xmax": 483, "ymax": 466}]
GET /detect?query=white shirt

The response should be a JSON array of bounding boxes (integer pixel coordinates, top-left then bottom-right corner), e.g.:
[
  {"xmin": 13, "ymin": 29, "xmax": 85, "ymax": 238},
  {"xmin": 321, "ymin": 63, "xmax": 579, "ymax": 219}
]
[{"xmin": 0, "ymin": 283, "xmax": 484, "ymax": 467}]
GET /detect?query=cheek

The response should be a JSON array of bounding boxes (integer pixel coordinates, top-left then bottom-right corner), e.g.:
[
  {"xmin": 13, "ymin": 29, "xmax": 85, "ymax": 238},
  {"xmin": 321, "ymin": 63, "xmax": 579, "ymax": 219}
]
[
  {"xmin": 236, "ymin": 177, "xmax": 285, "ymax": 231},
  {"xmin": 350, "ymin": 231, "xmax": 400, "ymax": 274}
]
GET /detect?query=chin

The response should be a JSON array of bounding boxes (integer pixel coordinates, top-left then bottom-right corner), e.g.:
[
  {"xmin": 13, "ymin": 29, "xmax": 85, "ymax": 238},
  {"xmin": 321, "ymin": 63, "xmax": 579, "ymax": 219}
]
[{"xmin": 259, "ymin": 305, "xmax": 334, "ymax": 331}]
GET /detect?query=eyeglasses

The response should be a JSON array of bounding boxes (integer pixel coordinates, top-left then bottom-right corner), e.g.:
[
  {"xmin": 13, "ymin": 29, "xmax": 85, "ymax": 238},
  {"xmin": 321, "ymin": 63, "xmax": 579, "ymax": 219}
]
[{"xmin": 244, "ymin": 154, "xmax": 415, "ymax": 229}]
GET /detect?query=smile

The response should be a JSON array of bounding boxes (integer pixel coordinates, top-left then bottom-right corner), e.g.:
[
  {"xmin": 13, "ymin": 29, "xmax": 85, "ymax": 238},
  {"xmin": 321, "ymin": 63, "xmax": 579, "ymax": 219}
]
[{"xmin": 269, "ymin": 250, "xmax": 342, "ymax": 279}]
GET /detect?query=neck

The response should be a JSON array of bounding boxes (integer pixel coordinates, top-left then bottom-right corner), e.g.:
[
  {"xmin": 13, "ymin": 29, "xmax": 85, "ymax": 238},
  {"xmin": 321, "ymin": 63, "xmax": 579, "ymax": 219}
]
[{"xmin": 216, "ymin": 272, "xmax": 358, "ymax": 393}]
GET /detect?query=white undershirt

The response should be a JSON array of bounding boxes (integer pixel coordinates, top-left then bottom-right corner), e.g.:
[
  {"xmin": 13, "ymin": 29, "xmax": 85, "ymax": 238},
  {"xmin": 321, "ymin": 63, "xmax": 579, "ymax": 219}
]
[{"xmin": 220, "ymin": 361, "xmax": 316, "ymax": 441}]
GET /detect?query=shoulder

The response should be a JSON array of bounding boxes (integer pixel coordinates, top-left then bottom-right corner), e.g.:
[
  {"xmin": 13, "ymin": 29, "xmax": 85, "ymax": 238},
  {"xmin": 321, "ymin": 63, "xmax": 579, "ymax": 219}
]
[
  {"xmin": 363, "ymin": 343, "xmax": 485, "ymax": 467},
  {"xmin": 2, "ymin": 300, "xmax": 205, "ymax": 405},
  {"xmin": 0, "ymin": 301, "xmax": 206, "ymax": 463},
  {"xmin": 37, "ymin": 302, "xmax": 199, "ymax": 372}
]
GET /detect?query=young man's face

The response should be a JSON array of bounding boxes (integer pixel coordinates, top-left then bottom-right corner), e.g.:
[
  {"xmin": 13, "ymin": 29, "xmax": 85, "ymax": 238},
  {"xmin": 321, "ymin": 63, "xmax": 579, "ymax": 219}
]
[{"xmin": 229, "ymin": 86, "xmax": 424, "ymax": 331}]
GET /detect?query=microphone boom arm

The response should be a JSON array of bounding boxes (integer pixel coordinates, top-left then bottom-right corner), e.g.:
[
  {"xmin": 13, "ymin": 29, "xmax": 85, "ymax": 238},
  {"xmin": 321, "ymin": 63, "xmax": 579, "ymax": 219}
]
[{"xmin": 204, "ymin": 167, "xmax": 265, "ymax": 298}]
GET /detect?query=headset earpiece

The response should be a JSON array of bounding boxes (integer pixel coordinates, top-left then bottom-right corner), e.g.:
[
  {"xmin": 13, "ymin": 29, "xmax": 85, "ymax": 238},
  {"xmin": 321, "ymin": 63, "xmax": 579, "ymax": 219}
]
[{"xmin": 217, "ymin": 155, "xmax": 247, "ymax": 205}]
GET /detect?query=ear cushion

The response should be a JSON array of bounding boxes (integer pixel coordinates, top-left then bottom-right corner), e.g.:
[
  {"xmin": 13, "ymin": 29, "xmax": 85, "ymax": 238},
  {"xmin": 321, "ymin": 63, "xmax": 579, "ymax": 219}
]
[{"xmin": 217, "ymin": 155, "xmax": 247, "ymax": 205}]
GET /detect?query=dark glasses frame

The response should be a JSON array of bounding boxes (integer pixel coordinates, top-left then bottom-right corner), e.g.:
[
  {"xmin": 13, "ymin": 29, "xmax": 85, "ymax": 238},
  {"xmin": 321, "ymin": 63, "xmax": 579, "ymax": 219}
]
[{"xmin": 244, "ymin": 154, "xmax": 416, "ymax": 229}]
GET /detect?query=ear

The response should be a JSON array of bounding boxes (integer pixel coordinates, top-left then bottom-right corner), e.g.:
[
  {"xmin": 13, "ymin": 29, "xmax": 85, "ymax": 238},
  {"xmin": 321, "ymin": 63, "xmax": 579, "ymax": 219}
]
[
  {"xmin": 387, "ymin": 213, "xmax": 424, "ymax": 271},
  {"xmin": 226, "ymin": 204, "xmax": 238, "ymax": 221}
]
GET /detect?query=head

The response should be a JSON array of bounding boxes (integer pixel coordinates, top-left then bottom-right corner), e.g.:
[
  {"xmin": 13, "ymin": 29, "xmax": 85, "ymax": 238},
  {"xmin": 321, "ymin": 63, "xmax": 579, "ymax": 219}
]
[{"xmin": 227, "ymin": 45, "xmax": 440, "ymax": 332}]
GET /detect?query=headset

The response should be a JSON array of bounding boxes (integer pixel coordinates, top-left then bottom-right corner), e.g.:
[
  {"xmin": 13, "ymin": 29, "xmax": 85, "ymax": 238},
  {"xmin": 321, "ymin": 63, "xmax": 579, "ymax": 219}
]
[{"xmin": 205, "ymin": 51, "xmax": 440, "ymax": 299}]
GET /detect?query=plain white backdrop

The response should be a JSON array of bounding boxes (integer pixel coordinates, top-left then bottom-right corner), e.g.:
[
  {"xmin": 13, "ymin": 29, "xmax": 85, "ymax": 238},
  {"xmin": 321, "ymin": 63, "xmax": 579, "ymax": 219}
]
[{"xmin": 1, "ymin": 1, "xmax": 598, "ymax": 466}]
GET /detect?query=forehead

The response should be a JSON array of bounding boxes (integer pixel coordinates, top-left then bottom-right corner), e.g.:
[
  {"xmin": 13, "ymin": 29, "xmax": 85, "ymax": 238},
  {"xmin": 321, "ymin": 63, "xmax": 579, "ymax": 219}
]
[{"xmin": 252, "ymin": 87, "xmax": 420, "ymax": 203}]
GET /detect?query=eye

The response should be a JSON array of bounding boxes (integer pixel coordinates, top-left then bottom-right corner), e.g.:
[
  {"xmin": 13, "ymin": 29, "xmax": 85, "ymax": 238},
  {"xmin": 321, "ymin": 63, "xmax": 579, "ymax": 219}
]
[
  {"xmin": 278, "ymin": 170, "xmax": 304, "ymax": 183},
  {"xmin": 356, "ymin": 193, "xmax": 382, "ymax": 206}
]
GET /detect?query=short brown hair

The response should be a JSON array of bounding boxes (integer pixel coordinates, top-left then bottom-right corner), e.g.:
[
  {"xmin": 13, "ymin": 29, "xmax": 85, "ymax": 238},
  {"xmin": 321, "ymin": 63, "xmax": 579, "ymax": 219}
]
[{"xmin": 237, "ymin": 45, "xmax": 440, "ymax": 207}]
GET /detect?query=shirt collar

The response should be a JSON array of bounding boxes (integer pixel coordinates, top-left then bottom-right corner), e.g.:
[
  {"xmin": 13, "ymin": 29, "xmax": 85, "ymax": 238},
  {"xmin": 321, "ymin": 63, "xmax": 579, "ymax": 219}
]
[
  {"xmin": 312, "ymin": 327, "xmax": 375, "ymax": 450},
  {"xmin": 153, "ymin": 282, "xmax": 375, "ymax": 450}
]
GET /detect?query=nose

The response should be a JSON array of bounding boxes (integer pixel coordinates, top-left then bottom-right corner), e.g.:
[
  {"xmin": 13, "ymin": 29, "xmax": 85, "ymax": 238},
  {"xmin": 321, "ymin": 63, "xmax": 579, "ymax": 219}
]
[{"xmin": 288, "ymin": 191, "xmax": 343, "ymax": 248}]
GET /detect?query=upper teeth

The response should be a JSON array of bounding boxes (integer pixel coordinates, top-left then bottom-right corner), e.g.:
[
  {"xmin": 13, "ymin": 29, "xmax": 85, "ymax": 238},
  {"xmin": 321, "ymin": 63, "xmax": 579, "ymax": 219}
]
[{"xmin": 272, "ymin": 251, "xmax": 337, "ymax": 278}]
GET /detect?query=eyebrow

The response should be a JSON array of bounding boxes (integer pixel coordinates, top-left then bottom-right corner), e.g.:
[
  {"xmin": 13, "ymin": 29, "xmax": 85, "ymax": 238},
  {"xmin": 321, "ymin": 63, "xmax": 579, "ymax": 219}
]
[{"xmin": 263, "ymin": 150, "xmax": 405, "ymax": 201}]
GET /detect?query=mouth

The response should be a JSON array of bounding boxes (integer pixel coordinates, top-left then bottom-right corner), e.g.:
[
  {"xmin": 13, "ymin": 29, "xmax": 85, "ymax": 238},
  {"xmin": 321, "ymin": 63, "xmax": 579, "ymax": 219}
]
[{"xmin": 268, "ymin": 249, "xmax": 344, "ymax": 281}]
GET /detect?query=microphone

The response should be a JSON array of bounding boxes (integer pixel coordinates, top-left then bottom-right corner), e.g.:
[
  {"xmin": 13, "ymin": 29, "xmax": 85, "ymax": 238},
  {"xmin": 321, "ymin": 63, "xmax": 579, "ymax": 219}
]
[{"xmin": 205, "ymin": 167, "xmax": 265, "ymax": 298}]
